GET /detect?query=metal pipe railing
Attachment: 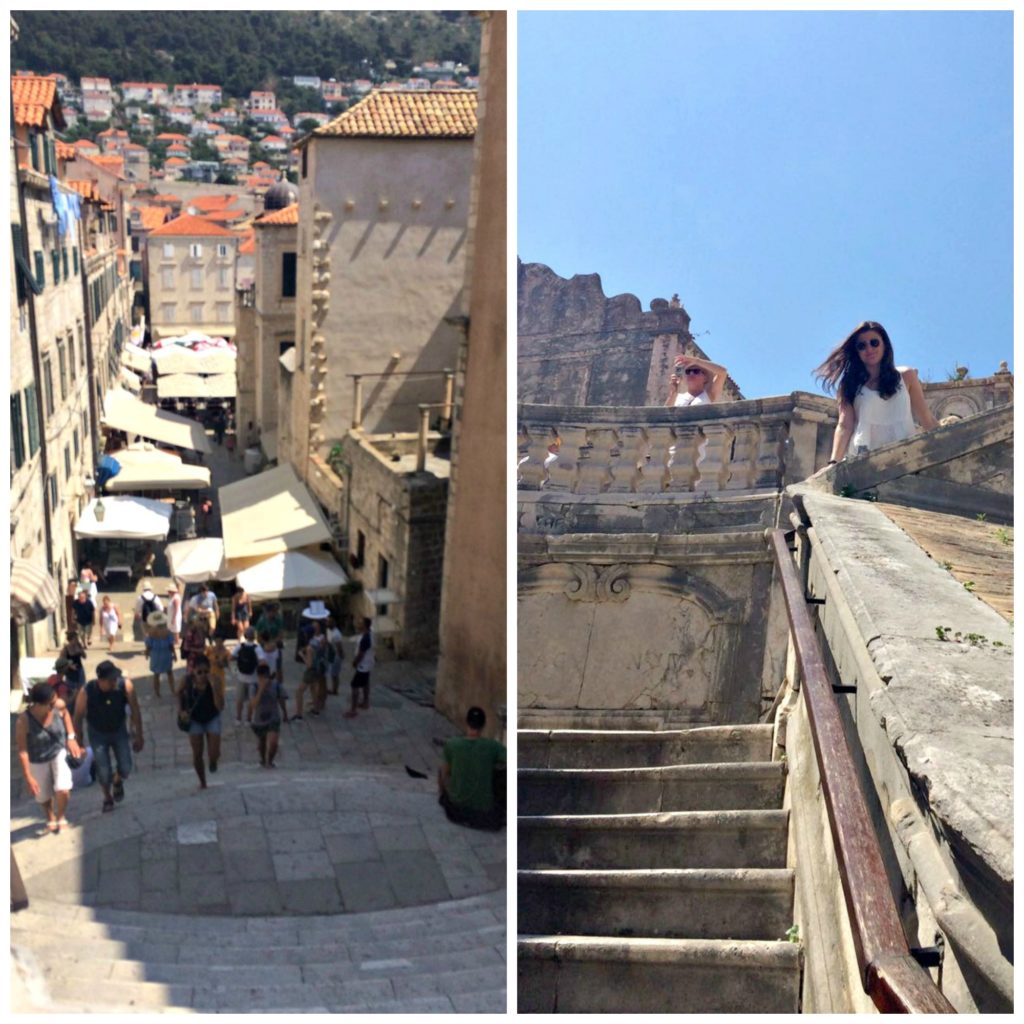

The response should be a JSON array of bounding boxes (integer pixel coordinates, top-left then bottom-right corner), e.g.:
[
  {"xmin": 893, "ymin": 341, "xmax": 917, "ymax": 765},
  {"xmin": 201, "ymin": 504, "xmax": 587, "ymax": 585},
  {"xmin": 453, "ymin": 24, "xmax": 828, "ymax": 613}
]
[{"xmin": 768, "ymin": 528, "xmax": 955, "ymax": 1014}]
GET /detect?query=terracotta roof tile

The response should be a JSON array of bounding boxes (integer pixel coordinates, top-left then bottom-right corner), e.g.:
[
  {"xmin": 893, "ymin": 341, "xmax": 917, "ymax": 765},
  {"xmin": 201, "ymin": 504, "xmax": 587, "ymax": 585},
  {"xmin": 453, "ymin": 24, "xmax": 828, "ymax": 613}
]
[
  {"xmin": 188, "ymin": 194, "xmax": 239, "ymax": 212},
  {"xmin": 73, "ymin": 139, "xmax": 100, "ymax": 151},
  {"xmin": 164, "ymin": 157, "xmax": 187, "ymax": 166},
  {"xmin": 11, "ymin": 75, "xmax": 62, "ymax": 128},
  {"xmin": 199, "ymin": 208, "xmax": 248, "ymax": 223},
  {"xmin": 84, "ymin": 153, "xmax": 127, "ymax": 178},
  {"xmin": 148, "ymin": 212, "xmax": 237, "ymax": 238},
  {"xmin": 254, "ymin": 203, "xmax": 298, "ymax": 227},
  {"xmin": 311, "ymin": 89, "xmax": 477, "ymax": 140},
  {"xmin": 67, "ymin": 179, "xmax": 101, "ymax": 202},
  {"xmin": 134, "ymin": 206, "xmax": 169, "ymax": 231},
  {"xmin": 55, "ymin": 140, "xmax": 76, "ymax": 160},
  {"xmin": 237, "ymin": 229, "xmax": 256, "ymax": 255},
  {"xmin": 152, "ymin": 193, "xmax": 182, "ymax": 205}
]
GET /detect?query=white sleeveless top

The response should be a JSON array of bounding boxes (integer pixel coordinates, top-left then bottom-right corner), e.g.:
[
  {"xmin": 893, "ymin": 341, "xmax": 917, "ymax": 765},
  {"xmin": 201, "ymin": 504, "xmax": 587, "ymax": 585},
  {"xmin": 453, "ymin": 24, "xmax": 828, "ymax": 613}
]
[
  {"xmin": 852, "ymin": 367, "xmax": 915, "ymax": 452},
  {"xmin": 674, "ymin": 390, "xmax": 711, "ymax": 408}
]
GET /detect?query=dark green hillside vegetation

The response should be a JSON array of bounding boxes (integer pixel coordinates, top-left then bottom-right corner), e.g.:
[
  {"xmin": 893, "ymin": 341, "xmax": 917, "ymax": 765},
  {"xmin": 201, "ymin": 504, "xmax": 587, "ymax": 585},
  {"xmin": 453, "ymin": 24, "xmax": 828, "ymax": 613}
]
[{"xmin": 11, "ymin": 10, "xmax": 480, "ymax": 99}]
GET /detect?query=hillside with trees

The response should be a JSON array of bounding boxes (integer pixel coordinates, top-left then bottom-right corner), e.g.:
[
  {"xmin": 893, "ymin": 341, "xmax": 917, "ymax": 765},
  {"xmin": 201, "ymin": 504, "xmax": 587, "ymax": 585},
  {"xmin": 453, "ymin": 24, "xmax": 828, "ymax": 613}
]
[{"xmin": 11, "ymin": 10, "xmax": 480, "ymax": 98}]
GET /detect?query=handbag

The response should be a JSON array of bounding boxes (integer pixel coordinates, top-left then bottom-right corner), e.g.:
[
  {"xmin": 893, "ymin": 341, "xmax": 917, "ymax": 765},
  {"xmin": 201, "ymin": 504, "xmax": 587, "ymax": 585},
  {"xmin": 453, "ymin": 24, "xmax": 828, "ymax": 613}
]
[
  {"xmin": 177, "ymin": 687, "xmax": 200, "ymax": 733},
  {"xmin": 65, "ymin": 751, "xmax": 84, "ymax": 769}
]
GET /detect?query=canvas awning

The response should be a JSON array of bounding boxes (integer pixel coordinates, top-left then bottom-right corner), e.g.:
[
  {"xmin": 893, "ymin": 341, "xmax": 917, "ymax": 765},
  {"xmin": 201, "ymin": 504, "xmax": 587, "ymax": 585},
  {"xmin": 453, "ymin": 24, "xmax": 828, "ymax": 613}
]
[
  {"xmin": 74, "ymin": 496, "xmax": 173, "ymax": 540},
  {"xmin": 218, "ymin": 463, "xmax": 332, "ymax": 560},
  {"xmin": 103, "ymin": 449, "xmax": 211, "ymax": 492},
  {"xmin": 119, "ymin": 367, "xmax": 143, "ymax": 393},
  {"xmin": 10, "ymin": 559, "xmax": 60, "ymax": 624},
  {"xmin": 279, "ymin": 347, "xmax": 296, "ymax": 373},
  {"xmin": 156, "ymin": 373, "xmax": 237, "ymax": 399},
  {"xmin": 152, "ymin": 347, "xmax": 236, "ymax": 375},
  {"xmin": 102, "ymin": 388, "xmax": 212, "ymax": 454},
  {"xmin": 122, "ymin": 342, "xmax": 153, "ymax": 373},
  {"xmin": 165, "ymin": 537, "xmax": 235, "ymax": 583},
  {"xmin": 234, "ymin": 550, "xmax": 348, "ymax": 600}
]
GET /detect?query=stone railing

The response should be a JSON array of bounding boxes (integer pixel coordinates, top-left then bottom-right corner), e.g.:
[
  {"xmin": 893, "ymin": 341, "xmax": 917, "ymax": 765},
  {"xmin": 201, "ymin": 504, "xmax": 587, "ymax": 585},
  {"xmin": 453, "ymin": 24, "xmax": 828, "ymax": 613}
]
[{"xmin": 518, "ymin": 393, "xmax": 837, "ymax": 495}]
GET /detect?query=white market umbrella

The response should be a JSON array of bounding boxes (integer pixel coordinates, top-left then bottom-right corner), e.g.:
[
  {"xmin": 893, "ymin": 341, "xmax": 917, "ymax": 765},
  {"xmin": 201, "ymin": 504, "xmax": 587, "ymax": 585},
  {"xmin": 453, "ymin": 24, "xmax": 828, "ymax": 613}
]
[
  {"xmin": 74, "ymin": 496, "xmax": 172, "ymax": 540},
  {"xmin": 234, "ymin": 550, "xmax": 347, "ymax": 600},
  {"xmin": 165, "ymin": 537, "xmax": 235, "ymax": 583}
]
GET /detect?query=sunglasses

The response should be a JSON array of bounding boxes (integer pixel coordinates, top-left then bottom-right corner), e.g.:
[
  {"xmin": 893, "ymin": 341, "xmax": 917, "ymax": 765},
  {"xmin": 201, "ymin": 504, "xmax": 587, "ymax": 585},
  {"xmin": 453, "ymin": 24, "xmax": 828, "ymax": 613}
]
[
  {"xmin": 683, "ymin": 367, "xmax": 704, "ymax": 376},
  {"xmin": 855, "ymin": 338, "xmax": 882, "ymax": 352}
]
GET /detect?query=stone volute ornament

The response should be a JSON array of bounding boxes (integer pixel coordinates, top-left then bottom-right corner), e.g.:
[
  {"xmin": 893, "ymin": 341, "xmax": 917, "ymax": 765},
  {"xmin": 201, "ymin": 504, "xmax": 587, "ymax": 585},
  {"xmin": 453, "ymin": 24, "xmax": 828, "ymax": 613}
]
[{"xmin": 564, "ymin": 564, "xmax": 632, "ymax": 603}]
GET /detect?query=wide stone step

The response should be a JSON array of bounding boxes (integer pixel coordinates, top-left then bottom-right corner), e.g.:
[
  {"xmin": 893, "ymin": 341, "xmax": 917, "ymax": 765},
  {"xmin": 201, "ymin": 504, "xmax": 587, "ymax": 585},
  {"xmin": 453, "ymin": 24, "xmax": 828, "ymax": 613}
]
[
  {"xmin": 518, "ymin": 869, "xmax": 794, "ymax": 941},
  {"xmin": 518, "ymin": 762, "xmax": 786, "ymax": 815},
  {"xmin": 518, "ymin": 724, "xmax": 774, "ymax": 769},
  {"xmin": 518, "ymin": 934, "xmax": 801, "ymax": 1013},
  {"xmin": 518, "ymin": 809, "xmax": 789, "ymax": 870}
]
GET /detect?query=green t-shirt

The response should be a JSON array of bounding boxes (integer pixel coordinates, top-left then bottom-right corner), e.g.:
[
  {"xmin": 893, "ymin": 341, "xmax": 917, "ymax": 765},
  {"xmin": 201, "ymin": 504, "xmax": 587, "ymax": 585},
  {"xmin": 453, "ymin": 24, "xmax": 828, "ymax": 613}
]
[{"xmin": 443, "ymin": 736, "xmax": 506, "ymax": 812}]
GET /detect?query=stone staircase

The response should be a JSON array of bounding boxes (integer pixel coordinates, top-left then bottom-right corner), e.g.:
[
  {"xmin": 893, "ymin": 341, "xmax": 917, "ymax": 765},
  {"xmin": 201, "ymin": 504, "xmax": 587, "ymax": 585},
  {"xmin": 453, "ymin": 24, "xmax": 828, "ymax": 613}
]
[
  {"xmin": 11, "ymin": 891, "xmax": 506, "ymax": 1013},
  {"xmin": 517, "ymin": 721, "xmax": 801, "ymax": 1013}
]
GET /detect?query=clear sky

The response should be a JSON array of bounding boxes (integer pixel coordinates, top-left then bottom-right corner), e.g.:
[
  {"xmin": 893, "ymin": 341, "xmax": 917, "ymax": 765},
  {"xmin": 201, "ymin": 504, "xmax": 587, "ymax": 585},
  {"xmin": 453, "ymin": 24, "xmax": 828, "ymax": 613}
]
[{"xmin": 517, "ymin": 10, "xmax": 1013, "ymax": 400}]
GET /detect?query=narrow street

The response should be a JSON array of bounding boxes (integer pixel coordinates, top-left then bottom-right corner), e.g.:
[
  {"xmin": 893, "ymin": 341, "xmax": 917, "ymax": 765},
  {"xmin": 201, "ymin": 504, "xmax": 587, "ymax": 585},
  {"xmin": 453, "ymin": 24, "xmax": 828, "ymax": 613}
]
[{"xmin": 11, "ymin": 435, "xmax": 506, "ymax": 1014}]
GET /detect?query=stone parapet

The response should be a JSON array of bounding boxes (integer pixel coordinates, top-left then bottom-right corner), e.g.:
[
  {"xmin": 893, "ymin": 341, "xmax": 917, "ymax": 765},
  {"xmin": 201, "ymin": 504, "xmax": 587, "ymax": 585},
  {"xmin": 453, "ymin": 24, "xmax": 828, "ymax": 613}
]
[{"xmin": 519, "ymin": 392, "xmax": 836, "ymax": 499}]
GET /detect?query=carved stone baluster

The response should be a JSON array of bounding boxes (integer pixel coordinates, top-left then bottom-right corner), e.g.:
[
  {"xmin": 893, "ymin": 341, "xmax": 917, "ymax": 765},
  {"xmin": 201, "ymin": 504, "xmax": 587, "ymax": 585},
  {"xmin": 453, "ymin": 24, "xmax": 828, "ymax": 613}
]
[
  {"xmin": 754, "ymin": 420, "xmax": 788, "ymax": 489},
  {"xmin": 547, "ymin": 425, "xmax": 586, "ymax": 492},
  {"xmin": 636, "ymin": 426, "xmax": 673, "ymax": 493},
  {"xmin": 517, "ymin": 425, "xmax": 551, "ymax": 491},
  {"xmin": 578, "ymin": 427, "xmax": 616, "ymax": 494},
  {"xmin": 666, "ymin": 424, "xmax": 702, "ymax": 492},
  {"xmin": 607, "ymin": 425, "xmax": 644, "ymax": 493},
  {"xmin": 696, "ymin": 422, "xmax": 733, "ymax": 492},
  {"xmin": 724, "ymin": 420, "xmax": 758, "ymax": 490}
]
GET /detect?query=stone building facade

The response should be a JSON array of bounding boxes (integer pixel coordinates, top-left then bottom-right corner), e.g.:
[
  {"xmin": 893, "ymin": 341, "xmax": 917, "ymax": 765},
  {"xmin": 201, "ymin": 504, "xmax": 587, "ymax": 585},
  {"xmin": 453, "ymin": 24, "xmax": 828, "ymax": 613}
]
[
  {"xmin": 10, "ymin": 75, "xmax": 133, "ymax": 653},
  {"xmin": 146, "ymin": 213, "xmax": 239, "ymax": 341},
  {"xmin": 286, "ymin": 87, "xmax": 477, "ymax": 478}
]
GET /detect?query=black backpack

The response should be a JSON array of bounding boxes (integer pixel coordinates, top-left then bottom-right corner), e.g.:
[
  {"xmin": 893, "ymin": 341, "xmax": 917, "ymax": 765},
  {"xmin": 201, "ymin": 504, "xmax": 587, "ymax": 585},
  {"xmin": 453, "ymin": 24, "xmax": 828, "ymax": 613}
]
[
  {"xmin": 141, "ymin": 594, "xmax": 158, "ymax": 621},
  {"xmin": 236, "ymin": 642, "xmax": 258, "ymax": 675},
  {"xmin": 235, "ymin": 643, "xmax": 258, "ymax": 675}
]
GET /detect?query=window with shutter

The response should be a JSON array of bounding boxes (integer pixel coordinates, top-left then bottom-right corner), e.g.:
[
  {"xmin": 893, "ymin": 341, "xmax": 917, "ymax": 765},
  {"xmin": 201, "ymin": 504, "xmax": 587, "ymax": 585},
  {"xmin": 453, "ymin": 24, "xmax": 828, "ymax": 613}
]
[
  {"xmin": 163, "ymin": 242, "xmax": 174, "ymax": 259},
  {"xmin": 34, "ymin": 251, "xmax": 44, "ymax": 289},
  {"xmin": 25, "ymin": 386, "xmax": 40, "ymax": 456},
  {"xmin": 52, "ymin": 249, "xmax": 60, "ymax": 283},
  {"xmin": 42, "ymin": 357, "xmax": 54, "ymax": 418},
  {"xmin": 64, "ymin": 444, "xmax": 71, "ymax": 481},
  {"xmin": 73, "ymin": 246, "xmax": 79, "ymax": 274},
  {"xmin": 10, "ymin": 393, "xmax": 25, "ymax": 470},
  {"xmin": 58, "ymin": 341, "xmax": 68, "ymax": 399},
  {"xmin": 62, "ymin": 248, "xmax": 69, "ymax": 278}
]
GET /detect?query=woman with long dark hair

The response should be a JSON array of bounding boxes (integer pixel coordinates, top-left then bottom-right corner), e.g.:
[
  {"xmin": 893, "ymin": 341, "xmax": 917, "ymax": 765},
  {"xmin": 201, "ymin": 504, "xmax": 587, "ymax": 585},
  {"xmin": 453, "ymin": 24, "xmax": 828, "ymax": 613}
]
[{"xmin": 814, "ymin": 321, "xmax": 938, "ymax": 464}]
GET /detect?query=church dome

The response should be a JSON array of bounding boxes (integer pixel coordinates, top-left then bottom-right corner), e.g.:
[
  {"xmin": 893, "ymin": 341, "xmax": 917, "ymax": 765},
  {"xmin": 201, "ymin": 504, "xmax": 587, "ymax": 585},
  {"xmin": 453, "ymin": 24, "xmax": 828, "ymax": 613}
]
[{"xmin": 263, "ymin": 180, "xmax": 298, "ymax": 211}]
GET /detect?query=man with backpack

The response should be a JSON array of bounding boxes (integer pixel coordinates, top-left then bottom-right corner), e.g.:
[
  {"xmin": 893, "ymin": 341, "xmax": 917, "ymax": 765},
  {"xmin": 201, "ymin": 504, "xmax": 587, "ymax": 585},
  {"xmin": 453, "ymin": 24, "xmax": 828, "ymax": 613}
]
[
  {"xmin": 233, "ymin": 627, "xmax": 260, "ymax": 726},
  {"xmin": 134, "ymin": 583, "xmax": 163, "ymax": 642}
]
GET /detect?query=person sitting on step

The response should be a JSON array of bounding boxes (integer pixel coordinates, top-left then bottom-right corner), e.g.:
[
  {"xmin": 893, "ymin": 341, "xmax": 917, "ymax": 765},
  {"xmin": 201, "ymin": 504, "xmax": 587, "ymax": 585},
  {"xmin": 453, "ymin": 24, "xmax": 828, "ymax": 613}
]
[{"xmin": 438, "ymin": 706, "xmax": 506, "ymax": 831}]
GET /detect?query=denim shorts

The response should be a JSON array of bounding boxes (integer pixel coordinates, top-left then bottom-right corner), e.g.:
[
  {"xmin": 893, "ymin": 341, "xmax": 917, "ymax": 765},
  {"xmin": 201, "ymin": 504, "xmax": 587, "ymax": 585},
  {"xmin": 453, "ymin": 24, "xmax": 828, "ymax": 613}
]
[{"xmin": 188, "ymin": 714, "xmax": 222, "ymax": 737}]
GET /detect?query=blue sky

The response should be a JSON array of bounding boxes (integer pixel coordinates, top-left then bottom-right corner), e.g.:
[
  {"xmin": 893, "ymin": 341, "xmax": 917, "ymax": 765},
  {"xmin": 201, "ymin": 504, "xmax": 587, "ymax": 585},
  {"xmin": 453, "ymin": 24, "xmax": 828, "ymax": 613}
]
[{"xmin": 517, "ymin": 10, "xmax": 1013, "ymax": 400}]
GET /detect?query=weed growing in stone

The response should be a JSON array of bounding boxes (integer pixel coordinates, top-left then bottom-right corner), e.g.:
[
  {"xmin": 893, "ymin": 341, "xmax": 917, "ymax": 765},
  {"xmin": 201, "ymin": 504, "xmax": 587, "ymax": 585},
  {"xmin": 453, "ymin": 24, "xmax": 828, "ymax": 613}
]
[
  {"xmin": 935, "ymin": 626, "xmax": 1007, "ymax": 650},
  {"xmin": 994, "ymin": 527, "xmax": 1012, "ymax": 546}
]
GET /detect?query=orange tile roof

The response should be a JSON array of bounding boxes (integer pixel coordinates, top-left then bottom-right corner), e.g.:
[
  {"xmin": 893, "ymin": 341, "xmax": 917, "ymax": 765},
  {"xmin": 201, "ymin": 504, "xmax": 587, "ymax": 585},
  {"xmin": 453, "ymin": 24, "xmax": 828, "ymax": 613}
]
[
  {"xmin": 200, "ymin": 209, "xmax": 248, "ymax": 223},
  {"xmin": 55, "ymin": 140, "xmax": 76, "ymax": 160},
  {"xmin": 237, "ymin": 229, "xmax": 256, "ymax": 255},
  {"xmin": 11, "ymin": 75, "xmax": 62, "ymax": 128},
  {"xmin": 155, "ymin": 132, "xmax": 189, "ymax": 142},
  {"xmin": 67, "ymin": 180, "xmax": 101, "ymax": 202},
  {"xmin": 164, "ymin": 157, "xmax": 187, "ymax": 166},
  {"xmin": 311, "ymin": 89, "xmax": 476, "ymax": 140},
  {"xmin": 148, "ymin": 212, "xmax": 237, "ymax": 238},
  {"xmin": 255, "ymin": 203, "xmax": 298, "ymax": 227},
  {"xmin": 134, "ymin": 206, "xmax": 169, "ymax": 231},
  {"xmin": 188, "ymin": 193, "xmax": 239, "ymax": 212},
  {"xmin": 151, "ymin": 193, "xmax": 182, "ymax": 205},
  {"xmin": 73, "ymin": 138, "xmax": 100, "ymax": 150},
  {"xmin": 85, "ymin": 154, "xmax": 126, "ymax": 178}
]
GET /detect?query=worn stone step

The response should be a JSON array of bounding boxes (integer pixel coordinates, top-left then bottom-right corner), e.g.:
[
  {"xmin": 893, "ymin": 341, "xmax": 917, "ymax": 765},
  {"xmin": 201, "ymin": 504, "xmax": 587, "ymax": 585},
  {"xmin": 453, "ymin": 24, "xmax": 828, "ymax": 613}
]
[
  {"xmin": 518, "ymin": 935, "xmax": 801, "ymax": 1013},
  {"xmin": 518, "ymin": 809, "xmax": 789, "ymax": 870},
  {"xmin": 518, "ymin": 724, "xmax": 774, "ymax": 769},
  {"xmin": 517, "ymin": 709, "xmax": 711, "ymax": 731},
  {"xmin": 518, "ymin": 869, "xmax": 794, "ymax": 941},
  {"xmin": 518, "ymin": 761, "xmax": 786, "ymax": 815}
]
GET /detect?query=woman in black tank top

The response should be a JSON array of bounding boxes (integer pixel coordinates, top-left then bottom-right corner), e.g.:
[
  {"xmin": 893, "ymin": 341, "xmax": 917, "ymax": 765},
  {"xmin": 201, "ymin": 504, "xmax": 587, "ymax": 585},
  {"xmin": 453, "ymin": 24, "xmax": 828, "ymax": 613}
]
[{"xmin": 178, "ymin": 655, "xmax": 225, "ymax": 790}]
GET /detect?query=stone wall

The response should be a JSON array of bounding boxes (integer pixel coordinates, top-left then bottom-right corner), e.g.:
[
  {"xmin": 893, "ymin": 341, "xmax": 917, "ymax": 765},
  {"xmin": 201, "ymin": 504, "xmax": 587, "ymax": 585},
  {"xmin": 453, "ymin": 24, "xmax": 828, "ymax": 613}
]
[
  {"xmin": 436, "ymin": 11, "xmax": 508, "ymax": 737},
  {"xmin": 340, "ymin": 433, "xmax": 449, "ymax": 656},
  {"xmin": 518, "ymin": 261, "xmax": 743, "ymax": 407}
]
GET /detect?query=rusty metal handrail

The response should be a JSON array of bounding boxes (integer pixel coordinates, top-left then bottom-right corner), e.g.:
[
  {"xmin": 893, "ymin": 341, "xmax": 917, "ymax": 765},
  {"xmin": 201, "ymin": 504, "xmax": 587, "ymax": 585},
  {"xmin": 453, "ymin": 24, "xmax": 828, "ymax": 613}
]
[{"xmin": 768, "ymin": 528, "xmax": 955, "ymax": 1014}]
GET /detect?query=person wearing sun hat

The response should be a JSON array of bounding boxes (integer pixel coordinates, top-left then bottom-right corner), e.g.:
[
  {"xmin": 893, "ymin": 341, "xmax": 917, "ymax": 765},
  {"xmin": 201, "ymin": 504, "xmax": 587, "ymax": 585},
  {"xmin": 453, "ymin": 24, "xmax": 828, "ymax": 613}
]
[{"xmin": 144, "ymin": 610, "xmax": 175, "ymax": 699}]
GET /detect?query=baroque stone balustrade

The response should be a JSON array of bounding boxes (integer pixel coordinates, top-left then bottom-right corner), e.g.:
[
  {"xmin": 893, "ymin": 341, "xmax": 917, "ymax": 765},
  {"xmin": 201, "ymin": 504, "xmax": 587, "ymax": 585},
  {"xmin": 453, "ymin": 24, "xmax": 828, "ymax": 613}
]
[{"xmin": 518, "ymin": 392, "xmax": 837, "ymax": 496}]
